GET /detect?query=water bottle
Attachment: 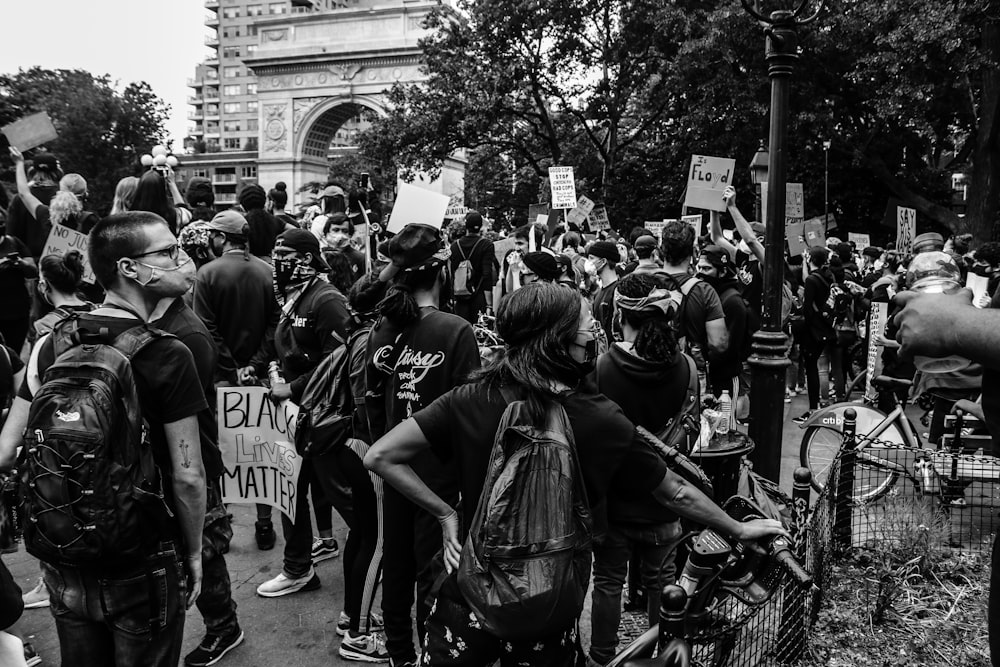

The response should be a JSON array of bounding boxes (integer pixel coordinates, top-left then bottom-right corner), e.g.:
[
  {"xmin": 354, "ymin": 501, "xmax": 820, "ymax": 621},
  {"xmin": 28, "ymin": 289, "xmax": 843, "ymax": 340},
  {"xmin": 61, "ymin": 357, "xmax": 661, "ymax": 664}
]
[
  {"xmin": 267, "ymin": 361, "xmax": 285, "ymax": 387},
  {"xmin": 717, "ymin": 391, "xmax": 732, "ymax": 435}
]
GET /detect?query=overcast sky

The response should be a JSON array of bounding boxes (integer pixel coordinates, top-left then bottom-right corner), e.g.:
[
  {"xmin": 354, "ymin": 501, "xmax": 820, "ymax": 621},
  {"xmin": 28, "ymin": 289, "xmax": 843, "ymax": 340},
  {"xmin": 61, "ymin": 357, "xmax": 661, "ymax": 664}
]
[{"xmin": 0, "ymin": 0, "xmax": 211, "ymax": 149}]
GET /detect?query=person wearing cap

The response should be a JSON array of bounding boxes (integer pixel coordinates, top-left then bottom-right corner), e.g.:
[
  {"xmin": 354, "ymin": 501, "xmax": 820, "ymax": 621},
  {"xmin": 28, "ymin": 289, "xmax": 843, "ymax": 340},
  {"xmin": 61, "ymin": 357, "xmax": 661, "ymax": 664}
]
[
  {"xmin": 309, "ymin": 184, "xmax": 348, "ymax": 240},
  {"xmin": 696, "ymin": 245, "xmax": 751, "ymax": 409},
  {"xmin": 520, "ymin": 251, "xmax": 561, "ymax": 284},
  {"xmin": 449, "ymin": 210, "xmax": 497, "ymax": 324},
  {"xmin": 794, "ymin": 246, "xmax": 839, "ymax": 423},
  {"xmin": 192, "ymin": 210, "xmax": 278, "ymax": 387},
  {"xmin": 5, "ymin": 149, "xmax": 61, "ymax": 260},
  {"xmin": 255, "ymin": 227, "xmax": 353, "ymax": 592},
  {"xmin": 365, "ymin": 223, "xmax": 479, "ymax": 667},
  {"xmin": 912, "ymin": 232, "xmax": 945, "ymax": 255},
  {"xmin": 238, "ymin": 184, "xmax": 285, "ymax": 261},
  {"xmin": 587, "ymin": 240, "xmax": 622, "ymax": 339},
  {"xmin": 631, "ymin": 235, "xmax": 661, "ymax": 275},
  {"xmin": 859, "ymin": 246, "xmax": 884, "ymax": 287}
]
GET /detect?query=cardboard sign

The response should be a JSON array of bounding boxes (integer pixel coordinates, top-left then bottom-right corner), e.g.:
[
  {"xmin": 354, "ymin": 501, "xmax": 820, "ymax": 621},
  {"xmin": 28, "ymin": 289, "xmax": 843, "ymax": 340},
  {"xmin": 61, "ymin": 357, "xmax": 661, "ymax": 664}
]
[
  {"xmin": 848, "ymin": 232, "xmax": 870, "ymax": 251},
  {"xmin": 589, "ymin": 206, "xmax": 611, "ymax": 232},
  {"xmin": 896, "ymin": 206, "xmax": 916, "ymax": 253},
  {"xmin": 645, "ymin": 221, "xmax": 669, "ymax": 240},
  {"xmin": 682, "ymin": 214, "xmax": 703, "ymax": 238},
  {"xmin": 548, "ymin": 166, "xmax": 577, "ymax": 209},
  {"xmin": 803, "ymin": 218, "xmax": 826, "ymax": 247},
  {"xmin": 566, "ymin": 195, "xmax": 595, "ymax": 226},
  {"xmin": 684, "ymin": 155, "xmax": 735, "ymax": 212},
  {"xmin": 967, "ymin": 272, "xmax": 990, "ymax": 308},
  {"xmin": 528, "ymin": 203, "xmax": 548, "ymax": 224},
  {"xmin": 761, "ymin": 182, "xmax": 805, "ymax": 223},
  {"xmin": 217, "ymin": 387, "xmax": 302, "ymax": 522},
  {"xmin": 535, "ymin": 214, "xmax": 549, "ymax": 226},
  {"xmin": 1, "ymin": 112, "xmax": 58, "ymax": 152},
  {"xmin": 387, "ymin": 182, "xmax": 451, "ymax": 233},
  {"xmin": 444, "ymin": 205, "xmax": 468, "ymax": 219},
  {"xmin": 786, "ymin": 221, "xmax": 807, "ymax": 257},
  {"xmin": 493, "ymin": 237, "xmax": 516, "ymax": 269},
  {"xmin": 43, "ymin": 224, "xmax": 95, "ymax": 284},
  {"xmin": 864, "ymin": 303, "xmax": 889, "ymax": 402}
]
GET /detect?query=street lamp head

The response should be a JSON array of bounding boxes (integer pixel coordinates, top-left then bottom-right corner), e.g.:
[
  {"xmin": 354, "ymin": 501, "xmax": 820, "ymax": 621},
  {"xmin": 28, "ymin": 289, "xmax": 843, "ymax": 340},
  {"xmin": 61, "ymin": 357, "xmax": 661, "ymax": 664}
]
[
  {"xmin": 822, "ymin": 140, "xmax": 831, "ymax": 151},
  {"xmin": 749, "ymin": 140, "xmax": 770, "ymax": 186}
]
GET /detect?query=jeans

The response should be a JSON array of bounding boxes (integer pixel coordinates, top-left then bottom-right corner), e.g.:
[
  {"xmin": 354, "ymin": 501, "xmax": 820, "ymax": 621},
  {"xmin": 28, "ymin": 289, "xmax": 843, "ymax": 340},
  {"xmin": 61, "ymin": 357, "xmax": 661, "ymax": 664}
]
[
  {"xmin": 42, "ymin": 544, "xmax": 186, "ymax": 667},
  {"xmin": 336, "ymin": 441, "xmax": 383, "ymax": 635},
  {"xmin": 281, "ymin": 453, "xmax": 355, "ymax": 578},
  {"xmin": 589, "ymin": 521, "xmax": 683, "ymax": 665},
  {"xmin": 196, "ymin": 480, "xmax": 238, "ymax": 637},
  {"xmin": 801, "ymin": 334, "xmax": 842, "ymax": 409}
]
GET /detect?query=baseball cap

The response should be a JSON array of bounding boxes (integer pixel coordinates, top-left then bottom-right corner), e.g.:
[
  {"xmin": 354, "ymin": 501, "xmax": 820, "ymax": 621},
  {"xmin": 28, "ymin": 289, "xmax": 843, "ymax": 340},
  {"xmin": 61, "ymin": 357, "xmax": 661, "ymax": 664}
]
[
  {"xmin": 700, "ymin": 244, "xmax": 736, "ymax": 277},
  {"xmin": 275, "ymin": 228, "xmax": 329, "ymax": 271},
  {"xmin": 206, "ymin": 210, "xmax": 249, "ymax": 236},
  {"xmin": 321, "ymin": 184, "xmax": 346, "ymax": 199}
]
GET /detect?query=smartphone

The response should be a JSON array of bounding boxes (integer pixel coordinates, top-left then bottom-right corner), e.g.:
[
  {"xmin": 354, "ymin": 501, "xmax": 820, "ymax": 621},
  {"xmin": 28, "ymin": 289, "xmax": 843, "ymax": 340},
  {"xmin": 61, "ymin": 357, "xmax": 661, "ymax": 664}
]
[{"xmin": 360, "ymin": 172, "xmax": 370, "ymax": 190}]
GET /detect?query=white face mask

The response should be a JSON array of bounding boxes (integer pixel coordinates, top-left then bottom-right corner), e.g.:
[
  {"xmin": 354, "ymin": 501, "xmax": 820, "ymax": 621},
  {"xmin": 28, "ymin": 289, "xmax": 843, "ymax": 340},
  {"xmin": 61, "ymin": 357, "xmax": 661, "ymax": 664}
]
[
  {"xmin": 324, "ymin": 230, "xmax": 351, "ymax": 250},
  {"xmin": 874, "ymin": 259, "xmax": 885, "ymax": 272},
  {"xmin": 584, "ymin": 259, "xmax": 599, "ymax": 275}
]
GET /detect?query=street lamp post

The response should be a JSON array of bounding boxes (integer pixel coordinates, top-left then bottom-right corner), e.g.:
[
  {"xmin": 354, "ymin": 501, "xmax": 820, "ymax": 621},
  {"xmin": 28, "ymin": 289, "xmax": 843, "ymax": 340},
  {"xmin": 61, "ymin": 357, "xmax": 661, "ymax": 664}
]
[
  {"xmin": 823, "ymin": 139, "xmax": 831, "ymax": 234},
  {"xmin": 749, "ymin": 140, "xmax": 770, "ymax": 222},
  {"xmin": 741, "ymin": 0, "xmax": 824, "ymax": 483}
]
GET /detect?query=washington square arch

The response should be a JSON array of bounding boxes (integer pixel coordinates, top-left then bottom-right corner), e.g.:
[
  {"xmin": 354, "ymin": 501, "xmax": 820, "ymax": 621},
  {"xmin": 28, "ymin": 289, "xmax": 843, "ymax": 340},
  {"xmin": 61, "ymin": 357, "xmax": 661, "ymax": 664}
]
[{"xmin": 243, "ymin": 0, "xmax": 465, "ymax": 203}]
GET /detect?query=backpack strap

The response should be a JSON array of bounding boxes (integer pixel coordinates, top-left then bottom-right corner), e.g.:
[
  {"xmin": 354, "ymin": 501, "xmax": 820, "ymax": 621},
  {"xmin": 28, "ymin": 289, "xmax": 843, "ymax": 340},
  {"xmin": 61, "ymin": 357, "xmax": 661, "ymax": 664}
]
[
  {"xmin": 112, "ymin": 324, "xmax": 173, "ymax": 362},
  {"xmin": 679, "ymin": 276, "xmax": 699, "ymax": 296}
]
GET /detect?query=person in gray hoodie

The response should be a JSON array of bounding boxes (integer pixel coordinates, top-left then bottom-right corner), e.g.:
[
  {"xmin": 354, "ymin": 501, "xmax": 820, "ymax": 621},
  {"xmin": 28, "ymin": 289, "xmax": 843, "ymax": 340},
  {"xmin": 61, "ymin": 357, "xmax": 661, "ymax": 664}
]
[{"xmin": 588, "ymin": 272, "xmax": 695, "ymax": 666}]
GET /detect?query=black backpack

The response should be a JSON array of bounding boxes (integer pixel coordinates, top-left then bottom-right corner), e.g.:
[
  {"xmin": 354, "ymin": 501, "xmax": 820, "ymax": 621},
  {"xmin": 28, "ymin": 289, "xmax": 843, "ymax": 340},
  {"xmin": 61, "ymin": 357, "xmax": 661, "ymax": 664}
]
[
  {"xmin": 21, "ymin": 316, "xmax": 171, "ymax": 568},
  {"xmin": 457, "ymin": 396, "xmax": 592, "ymax": 641}
]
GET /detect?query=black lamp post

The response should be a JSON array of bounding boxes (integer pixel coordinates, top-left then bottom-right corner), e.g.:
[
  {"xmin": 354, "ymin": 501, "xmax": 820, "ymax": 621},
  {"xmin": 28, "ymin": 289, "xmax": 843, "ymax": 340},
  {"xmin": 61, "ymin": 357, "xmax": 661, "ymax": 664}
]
[
  {"xmin": 823, "ymin": 139, "xmax": 831, "ymax": 234},
  {"xmin": 741, "ymin": 0, "xmax": 824, "ymax": 484},
  {"xmin": 749, "ymin": 140, "xmax": 770, "ymax": 222}
]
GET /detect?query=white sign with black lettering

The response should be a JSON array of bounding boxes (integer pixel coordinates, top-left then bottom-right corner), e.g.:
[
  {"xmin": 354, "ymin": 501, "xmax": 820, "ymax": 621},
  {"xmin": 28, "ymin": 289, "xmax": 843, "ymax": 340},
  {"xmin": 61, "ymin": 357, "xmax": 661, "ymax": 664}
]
[{"xmin": 548, "ymin": 166, "xmax": 577, "ymax": 209}]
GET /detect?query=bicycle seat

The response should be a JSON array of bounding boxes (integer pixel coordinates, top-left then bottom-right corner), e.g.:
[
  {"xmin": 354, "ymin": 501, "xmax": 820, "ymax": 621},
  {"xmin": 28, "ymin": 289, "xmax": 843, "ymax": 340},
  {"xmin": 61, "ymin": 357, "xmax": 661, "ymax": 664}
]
[{"xmin": 871, "ymin": 375, "xmax": 912, "ymax": 391}]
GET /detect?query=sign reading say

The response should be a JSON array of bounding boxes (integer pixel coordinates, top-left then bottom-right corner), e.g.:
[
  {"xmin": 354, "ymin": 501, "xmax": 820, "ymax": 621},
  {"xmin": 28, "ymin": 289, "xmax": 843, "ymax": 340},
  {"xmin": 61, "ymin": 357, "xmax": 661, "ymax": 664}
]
[
  {"xmin": 43, "ymin": 224, "xmax": 95, "ymax": 284},
  {"xmin": 548, "ymin": 166, "xmax": 577, "ymax": 209},
  {"xmin": 896, "ymin": 206, "xmax": 916, "ymax": 253},
  {"xmin": 218, "ymin": 387, "xmax": 302, "ymax": 522},
  {"xmin": 684, "ymin": 155, "xmax": 735, "ymax": 213}
]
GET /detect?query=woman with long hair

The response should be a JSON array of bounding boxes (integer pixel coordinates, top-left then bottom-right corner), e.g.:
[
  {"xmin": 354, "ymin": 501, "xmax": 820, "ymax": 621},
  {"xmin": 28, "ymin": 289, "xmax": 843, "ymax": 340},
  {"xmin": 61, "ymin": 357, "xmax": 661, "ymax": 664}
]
[
  {"xmin": 131, "ymin": 170, "xmax": 179, "ymax": 233},
  {"xmin": 366, "ymin": 281, "xmax": 784, "ymax": 666},
  {"xmin": 588, "ymin": 272, "xmax": 692, "ymax": 665},
  {"xmin": 110, "ymin": 176, "xmax": 138, "ymax": 215}
]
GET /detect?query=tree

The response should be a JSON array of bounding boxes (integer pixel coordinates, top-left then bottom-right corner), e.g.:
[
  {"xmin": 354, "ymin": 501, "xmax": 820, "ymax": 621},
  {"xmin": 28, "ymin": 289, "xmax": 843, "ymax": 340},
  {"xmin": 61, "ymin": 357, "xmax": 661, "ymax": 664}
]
[{"xmin": 0, "ymin": 68, "xmax": 169, "ymax": 215}]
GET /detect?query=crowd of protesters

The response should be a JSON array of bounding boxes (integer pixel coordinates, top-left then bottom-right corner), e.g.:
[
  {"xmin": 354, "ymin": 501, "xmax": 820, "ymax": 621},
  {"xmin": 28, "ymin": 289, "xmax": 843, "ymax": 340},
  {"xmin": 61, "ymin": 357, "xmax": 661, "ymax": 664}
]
[{"xmin": 0, "ymin": 148, "xmax": 995, "ymax": 667}]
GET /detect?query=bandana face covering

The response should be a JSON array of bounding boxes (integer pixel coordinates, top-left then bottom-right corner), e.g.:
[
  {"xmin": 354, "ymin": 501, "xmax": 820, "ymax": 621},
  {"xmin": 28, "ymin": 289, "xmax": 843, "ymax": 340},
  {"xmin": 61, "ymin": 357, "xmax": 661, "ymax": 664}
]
[{"xmin": 613, "ymin": 287, "xmax": 680, "ymax": 317}]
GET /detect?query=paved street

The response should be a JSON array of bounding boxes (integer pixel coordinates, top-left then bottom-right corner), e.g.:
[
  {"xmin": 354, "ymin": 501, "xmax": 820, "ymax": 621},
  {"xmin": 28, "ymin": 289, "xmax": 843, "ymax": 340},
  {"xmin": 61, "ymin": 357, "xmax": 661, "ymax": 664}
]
[{"xmin": 2, "ymin": 390, "xmax": 834, "ymax": 666}]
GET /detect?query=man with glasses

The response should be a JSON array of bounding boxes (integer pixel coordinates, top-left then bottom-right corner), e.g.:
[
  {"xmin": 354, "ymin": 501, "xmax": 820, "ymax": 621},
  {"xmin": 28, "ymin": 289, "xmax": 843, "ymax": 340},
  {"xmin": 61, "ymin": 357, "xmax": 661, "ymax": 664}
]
[{"xmin": 0, "ymin": 211, "xmax": 208, "ymax": 667}]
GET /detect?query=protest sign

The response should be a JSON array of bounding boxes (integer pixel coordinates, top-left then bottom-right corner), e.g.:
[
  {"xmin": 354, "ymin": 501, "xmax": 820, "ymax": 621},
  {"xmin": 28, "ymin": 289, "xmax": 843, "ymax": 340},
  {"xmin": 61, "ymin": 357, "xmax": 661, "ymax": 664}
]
[
  {"xmin": 968, "ymin": 272, "xmax": 990, "ymax": 308},
  {"xmin": 535, "ymin": 214, "xmax": 549, "ymax": 226},
  {"xmin": 803, "ymin": 217, "xmax": 826, "ymax": 247},
  {"xmin": 387, "ymin": 182, "xmax": 451, "ymax": 233},
  {"xmin": 896, "ymin": 206, "xmax": 916, "ymax": 253},
  {"xmin": 218, "ymin": 387, "xmax": 302, "ymax": 522},
  {"xmin": 760, "ymin": 182, "xmax": 805, "ymax": 224},
  {"xmin": 644, "ymin": 220, "xmax": 669, "ymax": 240},
  {"xmin": 864, "ymin": 303, "xmax": 889, "ymax": 402},
  {"xmin": 588, "ymin": 205, "xmax": 611, "ymax": 232},
  {"xmin": 548, "ymin": 166, "xmax": 577, "ymax": 209},
  {"xmin": 566, "ymin": 195, "xmax": 595, "ymax": 226},
  {"xmin": 682, "ymin": 214, "xmax": 703, "ymax": 238},
  {"xmin": 1, "ymin": 112, "xmax": 58, "ymax": 152},
  {"xmin": 43, "ymin": 224, "xmax": 95, "ymax": 284},
  {"xmin": 493, "ymin": 237, "xmax": 516, "ymax": 268},
  {"xmin": 528, "ymin": 203, "xmax": 548, "ymax": 223},
  {"xmin": 848, "ymin": 232, "xmax": 870, "ymax": 252},
  {"xmin": 786, "ymin": 221, "xmax": 807, "ymax": 257},
  {"xmin": 444, "ymin": 205, "xmax": 468, "ymax": 220},
  {"xmin": 684, "ymin": 155, "xmax": 734, "ymax": 212}
]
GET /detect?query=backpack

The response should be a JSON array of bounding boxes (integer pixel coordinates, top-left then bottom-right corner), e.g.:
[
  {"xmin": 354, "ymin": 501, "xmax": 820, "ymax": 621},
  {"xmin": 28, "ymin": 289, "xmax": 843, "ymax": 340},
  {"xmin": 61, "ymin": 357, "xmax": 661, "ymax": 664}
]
[
  {"xmin": 653, "ymin": 353, "xmax": 702, "ymax": 453},
  {"xmin": 652, "ymin": 272, "xmax": 699, "ymax": 351},
  {"xmin": 294, "ymin": 338, "xmax": 356, "ymax": 459},
  {"xmin": 826, "ymin": 281, "xmax": 853, "ymax": 331},
  {"xmin": 453, "ymin": 238, "xmax": 484, "ymax": 298},
  {"xmin": 20, "ymin": 316, "xmax": 171, "ymax": 568},
  {"xmin": 457, "ymin": 396, "xmax": 592, "ymax": 641}
]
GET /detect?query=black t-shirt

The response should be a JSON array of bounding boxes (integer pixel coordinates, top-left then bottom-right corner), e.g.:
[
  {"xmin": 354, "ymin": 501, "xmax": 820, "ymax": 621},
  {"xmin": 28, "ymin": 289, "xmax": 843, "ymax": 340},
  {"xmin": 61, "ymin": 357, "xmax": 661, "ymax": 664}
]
[
  {"xmin": 592, "ymin": 280, "xmax": 618, "ymax": 340},
  {"xmin": 412, "ymin": 381, "xmax": 669, "ymax": 540},
  {"xmin": 7, "ymin": 188, "xmax": 56, "ymax": 258},
  {"xmin": 0, "ymin": 236, "xmax": 33, "ymax": 321},
  {"xmin": 663, "ymin": 272, "xmax": 725, "ymax": 348},
  {"xmin": 735, "ymin": 250, "xmax": 763, "ymax": 319},
  {"xmin": 19, "ymin": 312, "xmax": 209, "ymax": 501}
]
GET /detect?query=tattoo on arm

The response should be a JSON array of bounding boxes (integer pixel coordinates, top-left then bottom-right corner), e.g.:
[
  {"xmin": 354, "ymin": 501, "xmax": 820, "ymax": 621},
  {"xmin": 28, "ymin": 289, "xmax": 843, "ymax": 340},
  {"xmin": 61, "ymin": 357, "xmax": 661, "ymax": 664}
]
[{"xmin": 179, "ymin": 439, "xmax": 192, "ymax": 469}]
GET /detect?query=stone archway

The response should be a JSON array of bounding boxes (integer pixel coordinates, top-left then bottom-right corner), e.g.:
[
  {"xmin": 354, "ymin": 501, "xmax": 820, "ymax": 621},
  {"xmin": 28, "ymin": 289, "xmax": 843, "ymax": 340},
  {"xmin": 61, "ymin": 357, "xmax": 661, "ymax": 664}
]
[{"xmin": 244, "ymin": 0, "xmax": 465, "ymax": 206}]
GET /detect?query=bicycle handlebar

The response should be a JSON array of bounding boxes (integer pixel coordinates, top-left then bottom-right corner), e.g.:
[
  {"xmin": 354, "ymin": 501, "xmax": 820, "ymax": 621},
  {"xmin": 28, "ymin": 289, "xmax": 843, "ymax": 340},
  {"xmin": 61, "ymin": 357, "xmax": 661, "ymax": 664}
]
[{"xmin": 769, "ymin": 537, "xmax": 813, "ymax": 587}]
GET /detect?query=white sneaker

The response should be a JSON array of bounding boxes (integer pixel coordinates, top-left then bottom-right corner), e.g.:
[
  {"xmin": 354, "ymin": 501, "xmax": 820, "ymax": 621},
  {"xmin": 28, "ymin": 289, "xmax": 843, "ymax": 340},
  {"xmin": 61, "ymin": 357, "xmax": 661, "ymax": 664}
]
[
  {"xmin": 339, "ymin": 631, "xmax": 389, "ymax": 663},
  {"xmin": 22, "ymin": 578, "xmax": 49, "ymax": 609},
  {"xmin": 255, "ymin": 569, "xmax": 321, "ymax": 598}
]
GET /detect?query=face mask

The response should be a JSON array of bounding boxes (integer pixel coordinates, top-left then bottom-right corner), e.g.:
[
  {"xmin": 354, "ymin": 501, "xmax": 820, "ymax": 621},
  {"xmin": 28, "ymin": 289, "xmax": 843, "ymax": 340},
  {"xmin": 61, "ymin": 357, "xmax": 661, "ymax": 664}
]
[
  {"xmin": 570, "ymin": 337, "xmax": 599, "ymax": 375},
  {"xmin": 583, "ymin": 259, "xmax": 599, "ymax": 275},
  {"xmin": 873, "ymin": 259, "xmax": 884, "ymax": 272},
  {"xmin": 325, "ymin": 230, "xmax": 351, "ymax": 250},
  {"xmin": 972, "ymin": 264, "xmax": 993, "ymax": 277},
  {"xmin": 273, "ymin": 256, "xmax": 299, "ymax": 290},
  {"xmin": 135, "ymin": 255, "xmax": 195, "ymax": 298}
]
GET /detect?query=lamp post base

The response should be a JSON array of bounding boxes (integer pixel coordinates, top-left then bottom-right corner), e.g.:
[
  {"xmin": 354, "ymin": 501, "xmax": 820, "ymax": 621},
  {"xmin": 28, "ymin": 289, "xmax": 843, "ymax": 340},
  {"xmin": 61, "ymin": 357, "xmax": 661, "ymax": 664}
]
[{"xmin": 748, "ymin": 328, "xmax": 791, "ymax": 483}]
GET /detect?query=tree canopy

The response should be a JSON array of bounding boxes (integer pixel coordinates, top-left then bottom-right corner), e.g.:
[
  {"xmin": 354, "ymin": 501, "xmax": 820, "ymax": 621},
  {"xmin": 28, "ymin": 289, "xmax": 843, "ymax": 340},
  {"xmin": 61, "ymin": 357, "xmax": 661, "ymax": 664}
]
[
  {"xmin": 0, "ymin": 67, "xmax": 170, "ymax": 215},
  {"xmin": 363, "ymin": 0, "xmax": 1000, "ymax": 242}
]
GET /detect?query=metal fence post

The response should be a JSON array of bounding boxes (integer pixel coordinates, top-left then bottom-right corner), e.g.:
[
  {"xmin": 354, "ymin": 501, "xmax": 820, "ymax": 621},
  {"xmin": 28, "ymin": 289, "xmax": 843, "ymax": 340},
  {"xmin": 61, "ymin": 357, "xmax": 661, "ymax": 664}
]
[
  {"xmin": 776, "ymin": 467, "xmax": 814, "ymax": 663},
  {"xmin": 832, "ymin": 408, "xmax": 856, "ymax": 555}
]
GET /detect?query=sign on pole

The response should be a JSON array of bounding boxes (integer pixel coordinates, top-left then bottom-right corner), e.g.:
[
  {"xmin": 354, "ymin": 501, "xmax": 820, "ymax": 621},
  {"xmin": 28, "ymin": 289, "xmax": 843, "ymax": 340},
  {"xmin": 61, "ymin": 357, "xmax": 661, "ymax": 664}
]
[
  {"xmin": 218, "ymin": 387, "xmax": 303, "ymax": 522},
  {"xmin": 548, "ymin": 167, "xmax": 577, "ymax": 209},
  {"xmin": 681, "ymin": 214, "xmax": 703, "ymax": 238},
  {"xmin": 684, "ymin": 155, "xmax": 735, "ymax": 212},
  {"xmin": 896, "ymin": 206, "xmax": 916, "ymax": 253},
  {"xmin": 864, "ymin": 303, "xmax": 889, "ymax": 402},
  {"xmin": 848, "ymin": 232, "xmax": 870, "ymax": 252},
  {"xmin": 1, "ymin": 112, "xmax": 58, "ymax": 152},
  {"xmin": 566, "ymin": 195, "xmax": 595, "ymax": 226},
  {"xmin": 803, "ymin": 217, "xmax": 826, "ymax": 247},
  {"xmin": 43, "ymin": 224, "xmax": 95, "ymax": 284},
  {"xmin": 387, "ymin": 182, "xmax": 450, "ymax": 233},
  {"xmin": 588, "ymin": 205, "xmax": 611, "ymax": 232},
  {"xmin": 786, "ymin": 221, "xmax": 807, "ymax": 257},
  {"xmin": 644, "ymin": 221, "xmax": 669, "ymax": 241}
]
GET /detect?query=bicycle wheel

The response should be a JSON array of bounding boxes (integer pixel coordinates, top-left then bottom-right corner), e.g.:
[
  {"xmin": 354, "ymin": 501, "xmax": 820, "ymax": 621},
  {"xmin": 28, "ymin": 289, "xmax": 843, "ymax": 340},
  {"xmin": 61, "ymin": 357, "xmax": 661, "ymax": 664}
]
[{"xmin": 799, "ymin": 426, "xmax": 899, "ymax": 502}]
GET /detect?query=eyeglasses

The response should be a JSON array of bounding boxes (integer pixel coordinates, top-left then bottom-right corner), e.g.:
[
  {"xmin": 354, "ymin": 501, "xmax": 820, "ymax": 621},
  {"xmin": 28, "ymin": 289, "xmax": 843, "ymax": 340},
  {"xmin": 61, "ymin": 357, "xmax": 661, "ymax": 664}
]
[{"xmin": 131, "ymin": 244, "xmax": 179, "ymax": 261}]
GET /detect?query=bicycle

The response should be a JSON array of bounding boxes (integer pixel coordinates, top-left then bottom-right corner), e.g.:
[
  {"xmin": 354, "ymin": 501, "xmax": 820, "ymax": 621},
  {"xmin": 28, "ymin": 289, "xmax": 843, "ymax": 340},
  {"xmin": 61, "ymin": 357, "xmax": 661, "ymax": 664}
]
[{"xmin": 606, "ymin": 496, "xmax": 812, "ymax": 667}]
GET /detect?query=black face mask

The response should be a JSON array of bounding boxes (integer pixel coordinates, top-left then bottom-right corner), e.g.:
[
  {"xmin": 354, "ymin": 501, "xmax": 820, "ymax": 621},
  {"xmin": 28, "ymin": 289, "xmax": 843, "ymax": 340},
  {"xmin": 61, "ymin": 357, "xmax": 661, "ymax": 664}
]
[
  {"xmin": 273, "ymin": 257, "xmax": 299, "ymax": 290},
  {"xmin": 971, "ymin": 264, "xmax": 994, "ymax": 278},
  {"xmin": 570, "ymin": 337, "xmax": 599, "ymax": 375}
]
